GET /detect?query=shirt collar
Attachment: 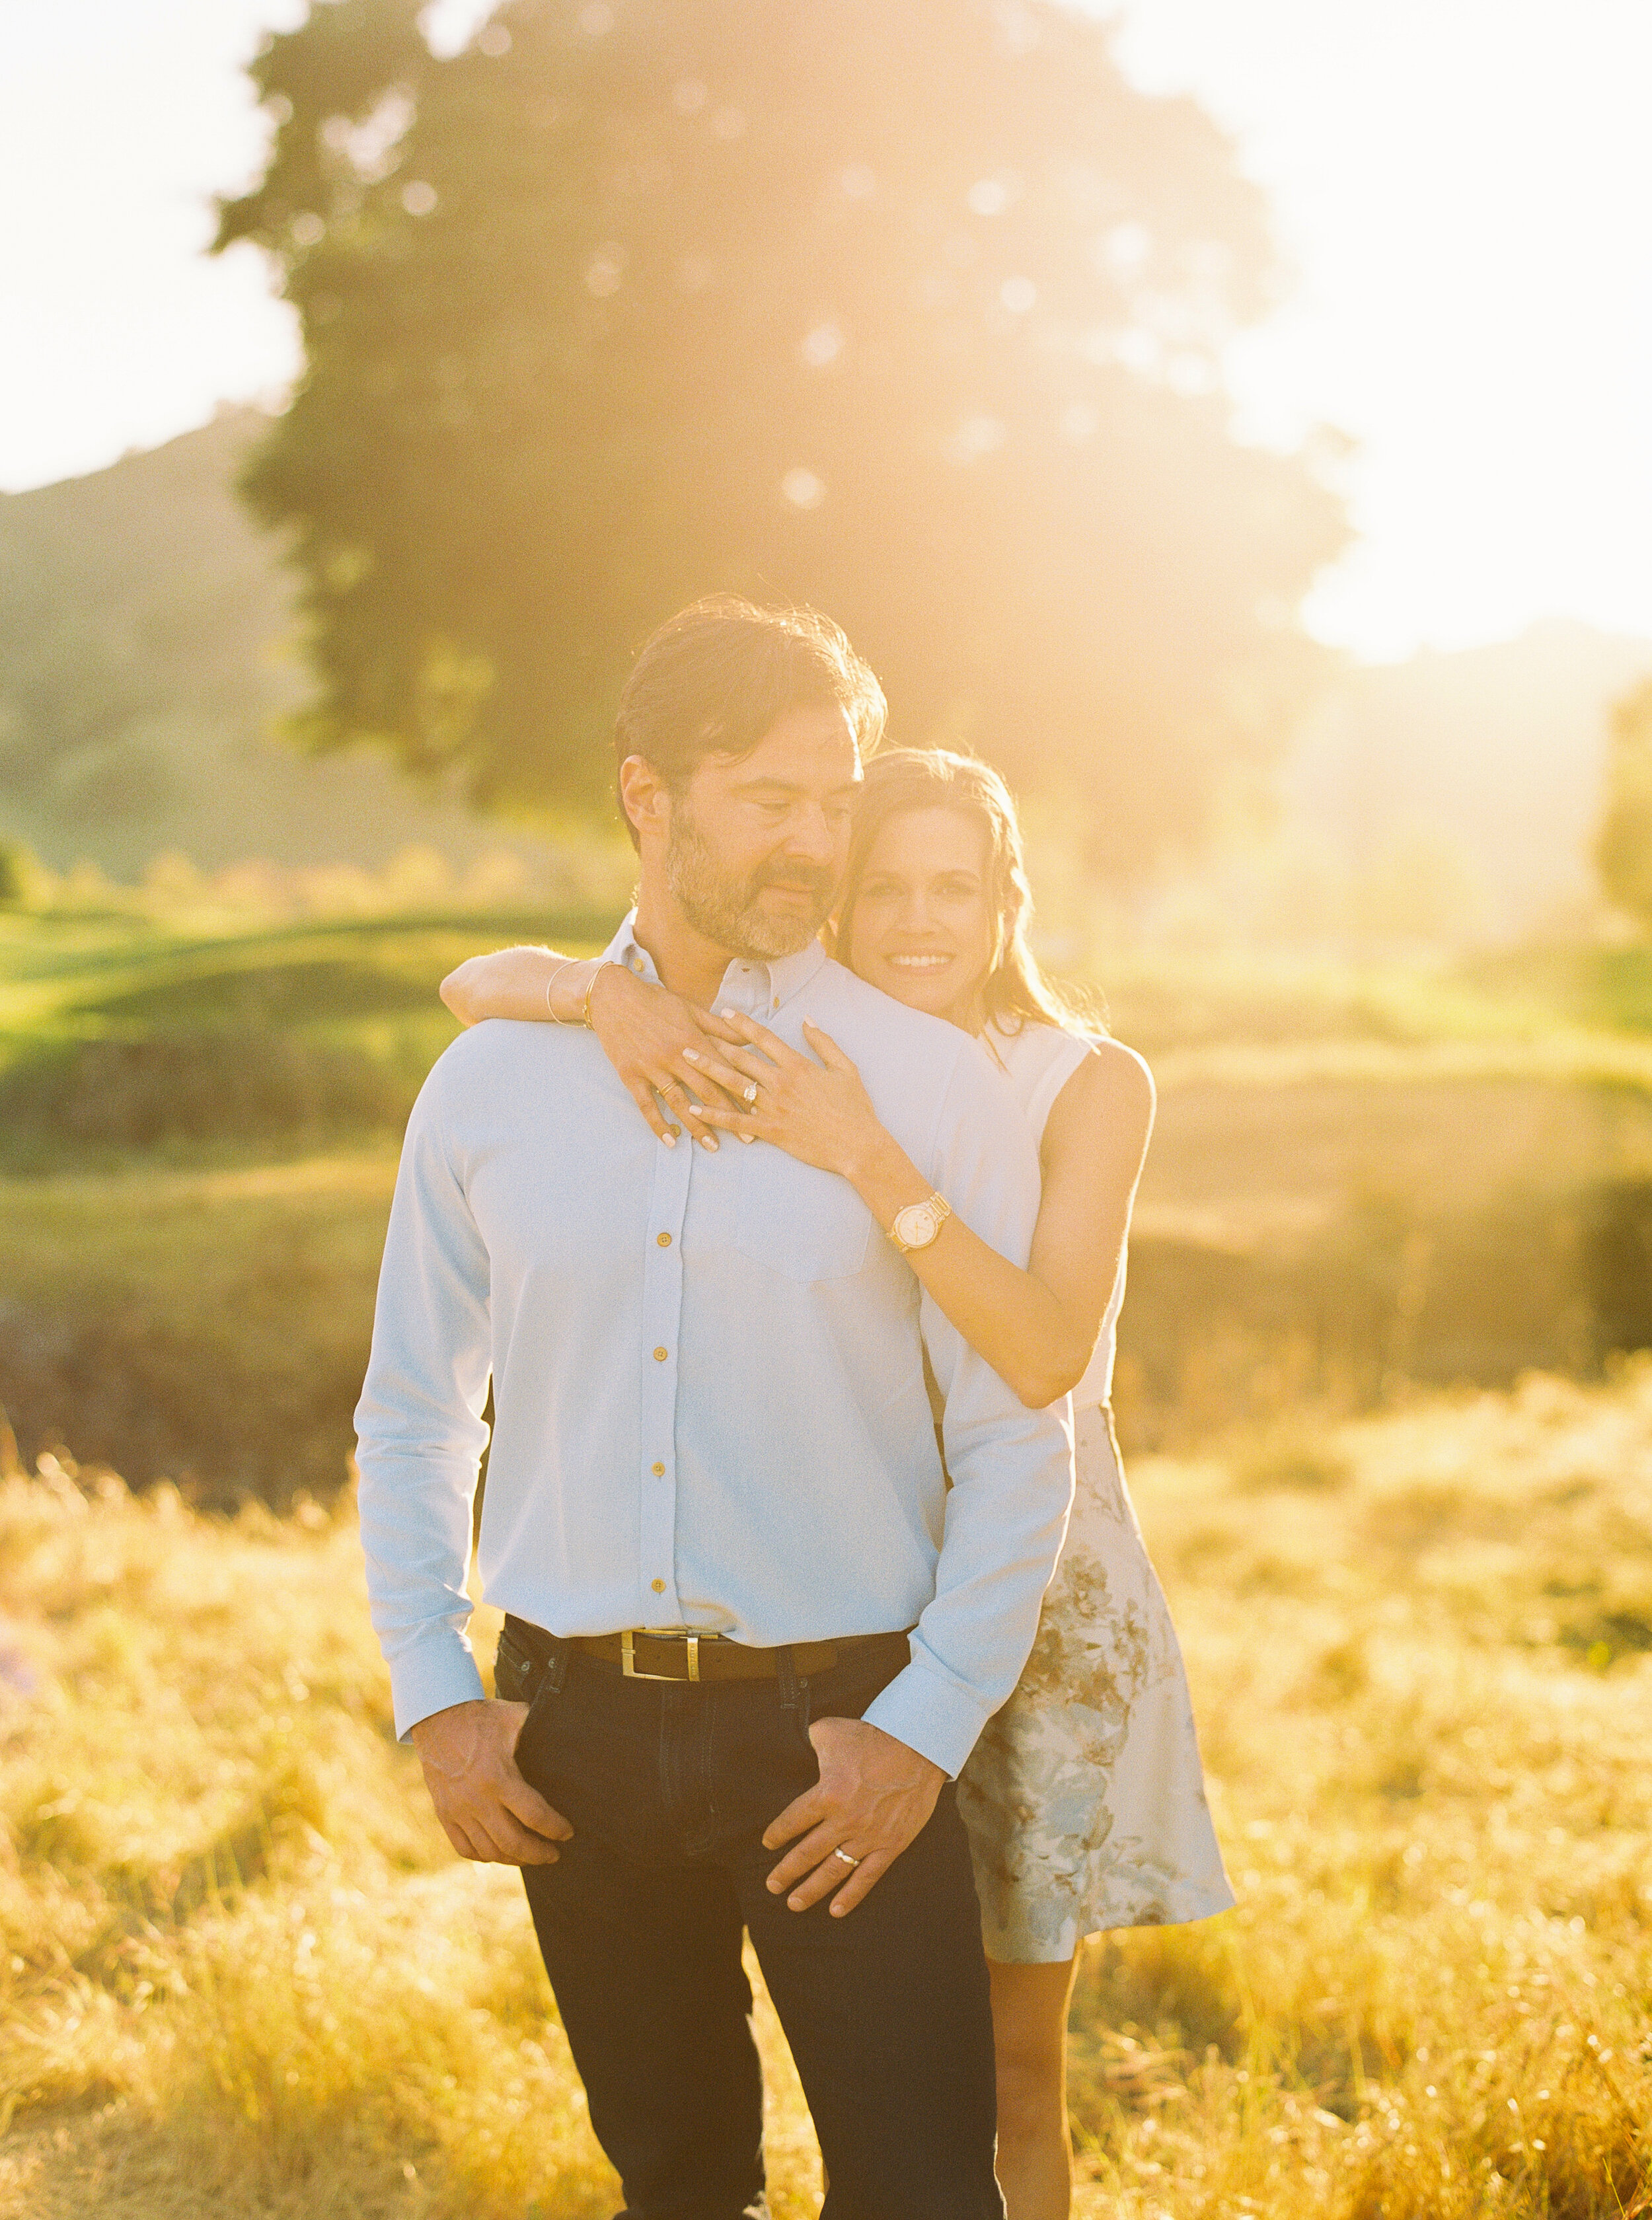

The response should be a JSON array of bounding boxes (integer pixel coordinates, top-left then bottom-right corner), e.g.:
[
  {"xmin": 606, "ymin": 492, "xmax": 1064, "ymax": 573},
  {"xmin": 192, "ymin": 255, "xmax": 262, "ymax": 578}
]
[{"xmin": 603, "ymin": 910, "xmax": 827, "ymax": 1021}]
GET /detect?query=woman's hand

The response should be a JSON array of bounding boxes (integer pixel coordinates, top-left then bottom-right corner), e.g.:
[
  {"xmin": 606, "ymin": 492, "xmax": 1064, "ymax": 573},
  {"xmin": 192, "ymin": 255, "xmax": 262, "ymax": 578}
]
[
  {"xmin": 694, "ymin": 1014, "xmax": 890, "ymax": 1181},
  {"xmin": 587, "ymin": 967, "xmax": 755, "ymax": 1150}
]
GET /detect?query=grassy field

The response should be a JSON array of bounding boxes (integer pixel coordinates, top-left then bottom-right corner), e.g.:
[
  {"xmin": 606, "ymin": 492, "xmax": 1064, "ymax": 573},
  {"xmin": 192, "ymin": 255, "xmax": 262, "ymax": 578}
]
[
  {"xmin": 1, "ymin": 1371, "xmax": 1648, "ymax": 2217},
  {"xmin": 12, "ymin": 902, "xmax": 1652, "ymax": 1489}
]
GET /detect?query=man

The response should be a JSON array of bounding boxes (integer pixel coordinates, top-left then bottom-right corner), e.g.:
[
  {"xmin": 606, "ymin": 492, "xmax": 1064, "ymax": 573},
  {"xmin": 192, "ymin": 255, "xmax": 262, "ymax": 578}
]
[{"xmin": 355, "ymin": 597, "xmax": 1074, "ymax": 2218}]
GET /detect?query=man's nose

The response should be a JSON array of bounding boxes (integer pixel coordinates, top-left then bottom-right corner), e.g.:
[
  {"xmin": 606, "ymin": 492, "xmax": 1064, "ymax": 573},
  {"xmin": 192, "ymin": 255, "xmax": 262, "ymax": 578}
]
[{"xmin": 782, "ymin": 807, "xmax": 841, "ymax": 866}]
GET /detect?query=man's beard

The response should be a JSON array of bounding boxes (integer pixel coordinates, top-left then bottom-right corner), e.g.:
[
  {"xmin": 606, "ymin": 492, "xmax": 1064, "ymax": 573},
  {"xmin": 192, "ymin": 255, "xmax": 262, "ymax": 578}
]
[{"xmin": 665, "ymin": 800, "xmax": 837, "ymax": 959}]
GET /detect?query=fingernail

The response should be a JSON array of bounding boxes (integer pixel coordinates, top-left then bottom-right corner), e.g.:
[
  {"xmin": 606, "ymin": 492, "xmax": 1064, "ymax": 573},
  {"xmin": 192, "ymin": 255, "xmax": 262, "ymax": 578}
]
[
  {"xmin": 700, "ymin": 1134, "xmax": 718, "ymax": 1152},
  {"xmin": 662, "ymin": 1130, "xmax": 677, "ymax": 1148},
  {"xmin": 739, "ymin": 1132, "xmax": 755, "ymax": 1145},
  {"xmin": 683, "ymin": 1049, "xmax": 701, "ymax": 1063},
  {"xmin": 720, "ymin": 1009, "xmax": 739, "ymax": 1022},
  {"xmin": 831, "ymin": 1903, "xmax": 847, "ymax": 1917},
  {"xmin": 788, "ymin": 1894, "xmax": 805, "ymax": 1910}
]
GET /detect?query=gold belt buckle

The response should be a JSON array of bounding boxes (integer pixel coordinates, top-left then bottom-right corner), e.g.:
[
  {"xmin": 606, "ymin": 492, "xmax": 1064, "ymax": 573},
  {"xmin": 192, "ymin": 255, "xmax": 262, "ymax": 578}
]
[{"xmin": 620, "ymin": 1630, "xmax": 702, "ymax": 1682}]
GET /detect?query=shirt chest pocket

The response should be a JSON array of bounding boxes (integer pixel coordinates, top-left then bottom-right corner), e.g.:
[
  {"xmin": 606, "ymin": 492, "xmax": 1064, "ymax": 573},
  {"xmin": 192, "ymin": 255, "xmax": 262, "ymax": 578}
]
[{"xmin": 732, "ymin": 1143, "xmax": 874, "ymax": 1283}]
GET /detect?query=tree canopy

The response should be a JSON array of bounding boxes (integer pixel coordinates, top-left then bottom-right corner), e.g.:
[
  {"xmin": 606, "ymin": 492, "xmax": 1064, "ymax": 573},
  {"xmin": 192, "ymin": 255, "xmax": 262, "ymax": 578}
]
[{"xmin": 219, "ymin": 0, "xmax": 1348, "ymax": 868}]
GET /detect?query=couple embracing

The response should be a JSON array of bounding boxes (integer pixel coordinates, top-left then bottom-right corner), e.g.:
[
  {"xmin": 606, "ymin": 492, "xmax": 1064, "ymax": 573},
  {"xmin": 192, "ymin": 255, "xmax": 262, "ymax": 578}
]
[{"xmin": 354, "ymin": 597, "xmax": 1231, "ymax": 2220}]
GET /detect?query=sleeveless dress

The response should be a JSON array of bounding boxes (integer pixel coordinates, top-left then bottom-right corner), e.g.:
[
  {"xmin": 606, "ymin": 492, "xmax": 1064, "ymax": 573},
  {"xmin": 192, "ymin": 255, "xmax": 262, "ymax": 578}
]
[{"xmin": 954, "ymin": 1021, "xmax": 1234, "ymax": 1962}]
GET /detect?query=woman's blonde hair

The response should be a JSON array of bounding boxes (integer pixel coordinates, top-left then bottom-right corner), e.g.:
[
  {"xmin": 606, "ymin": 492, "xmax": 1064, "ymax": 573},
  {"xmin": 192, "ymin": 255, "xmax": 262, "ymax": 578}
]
[{"xmin": 832, "ymin": 747, "xmax": 1100, "ymax": 1037}]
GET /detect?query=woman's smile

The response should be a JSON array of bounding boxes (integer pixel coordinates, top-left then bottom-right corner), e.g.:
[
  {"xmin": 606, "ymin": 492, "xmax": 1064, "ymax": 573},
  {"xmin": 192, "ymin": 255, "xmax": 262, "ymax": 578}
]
[{"xmin": 845, "ymin": 806, "xmax": 998, "ymax": 1027}]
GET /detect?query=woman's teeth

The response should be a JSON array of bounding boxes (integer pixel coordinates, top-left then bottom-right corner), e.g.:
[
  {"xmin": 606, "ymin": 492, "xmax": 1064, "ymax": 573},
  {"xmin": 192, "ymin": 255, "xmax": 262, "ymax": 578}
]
[{"xmin": 888, "ymin": 953, "xmax": 952, "ymax": 969}]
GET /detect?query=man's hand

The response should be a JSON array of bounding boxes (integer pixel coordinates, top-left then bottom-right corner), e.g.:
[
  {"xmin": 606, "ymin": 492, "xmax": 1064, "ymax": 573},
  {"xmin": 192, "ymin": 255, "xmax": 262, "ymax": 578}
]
[
  {"xmin": 762, "ymin": 1716, "xmax": 945, "ymax": 1917},
  {"xmin": 409, "ymin": 1699, "xmax": 574, "ymax": 1865}
]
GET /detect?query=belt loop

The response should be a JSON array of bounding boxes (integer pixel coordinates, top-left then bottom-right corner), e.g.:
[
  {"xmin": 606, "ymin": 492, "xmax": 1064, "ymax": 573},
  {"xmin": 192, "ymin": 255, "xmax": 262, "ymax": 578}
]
[{"xmin": 776, "ymin": 1644, "xmax": 800, "ymax": 1715}]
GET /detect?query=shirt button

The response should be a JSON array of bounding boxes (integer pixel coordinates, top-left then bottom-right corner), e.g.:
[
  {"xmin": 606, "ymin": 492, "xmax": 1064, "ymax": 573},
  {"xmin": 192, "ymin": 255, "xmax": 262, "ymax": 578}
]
[
  {"xmin": 630, "ymin": 955, "xmax": 644, "ymax": 974},
  {"xmin": 651, "ymin": 1578, "xmax": 666, "ymax": 1594},
  {"xmin": 654, "ymin": 1346, "xmax": 669, "ymax": 1362},
  {"xmin": 651, "ymin": 1461, "xmax": 665, "ymax": 1476},
  {"xmin": 656, "ymin": 1232, "xmax": 672, "ymax": 1247}
]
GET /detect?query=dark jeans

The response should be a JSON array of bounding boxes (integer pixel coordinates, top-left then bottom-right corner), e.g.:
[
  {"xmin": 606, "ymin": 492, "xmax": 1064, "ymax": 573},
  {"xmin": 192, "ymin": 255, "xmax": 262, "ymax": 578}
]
[{"xmin": 498, "ymin": 1621, "xmax": 1002, "ymax": 2220}]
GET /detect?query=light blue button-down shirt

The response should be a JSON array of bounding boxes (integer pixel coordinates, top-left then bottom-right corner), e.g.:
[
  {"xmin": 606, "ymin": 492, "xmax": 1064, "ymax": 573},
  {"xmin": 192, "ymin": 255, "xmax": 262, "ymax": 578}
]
[{"xmin": 354, "ymin": 918, "xmax": 1074, "ymax": 1777}]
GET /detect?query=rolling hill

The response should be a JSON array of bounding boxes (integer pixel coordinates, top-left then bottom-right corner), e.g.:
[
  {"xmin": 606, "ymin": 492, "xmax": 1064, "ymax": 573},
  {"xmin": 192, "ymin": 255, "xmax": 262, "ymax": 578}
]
[{"xmin": 0, "ymin": 410, "xmax": 556, "ymax": 881}]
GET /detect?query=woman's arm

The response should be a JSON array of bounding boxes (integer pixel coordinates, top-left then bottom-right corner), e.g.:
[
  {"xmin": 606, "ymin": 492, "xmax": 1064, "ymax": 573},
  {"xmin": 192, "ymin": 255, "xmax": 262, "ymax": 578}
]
[
  {"xmin": 698, "ymin": 1016, "xmax": 1154, "ymax": 1408},
  {"xmin": 439, "ymin": 945, "xmax": 754, "ymax": 1146}
]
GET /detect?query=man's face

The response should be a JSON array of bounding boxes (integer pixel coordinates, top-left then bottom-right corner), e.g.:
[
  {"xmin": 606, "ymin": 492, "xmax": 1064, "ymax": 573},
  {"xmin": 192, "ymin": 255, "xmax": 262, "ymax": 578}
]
[{"xmin": 664, "ymin": 704, "xmax": 861, "ymax": 959}]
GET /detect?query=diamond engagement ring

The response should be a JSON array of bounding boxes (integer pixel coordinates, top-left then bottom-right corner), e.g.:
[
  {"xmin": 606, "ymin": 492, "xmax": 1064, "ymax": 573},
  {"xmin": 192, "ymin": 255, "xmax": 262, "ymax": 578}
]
[{"xmin": 831, "ymin": 1847, "xmax": 860, "ymax": 1868}]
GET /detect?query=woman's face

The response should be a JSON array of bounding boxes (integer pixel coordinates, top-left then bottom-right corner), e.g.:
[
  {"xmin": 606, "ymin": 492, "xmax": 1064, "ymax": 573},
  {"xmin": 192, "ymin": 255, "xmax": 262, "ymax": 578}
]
[{"xmin": 843, "ymin": 805, "xmax": 999, "ymax": 1029}]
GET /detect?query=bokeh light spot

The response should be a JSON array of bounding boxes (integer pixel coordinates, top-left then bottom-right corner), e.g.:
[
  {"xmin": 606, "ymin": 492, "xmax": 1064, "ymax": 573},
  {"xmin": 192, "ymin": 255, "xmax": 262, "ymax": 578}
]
[
  {"xmin": 1113, "ymin": 328, "xmax": 1160, "ymax": 375},
  {"xmin": 672, "ymin": 79, "xmax": 708, "ymax": 114},
  {"xmin": 781, "ymin": 468, "xmax": 826, "ymax": 510},
  {"xmin": 477, "ymin": 24, "xmax": 511, "ymax": 56},
  {"xmin": 585, "ymin": 243, "xmax": 626, "ymax": 297},
  {"xmin": 400, "ymin": 181, "xmax": 438, "ymax": 218},
  {"xmin": 1100, "ymin": 221, "xmax": 1150, "ymax": 279},
  {"xmin": 999, "ymin": 276, "xmax": 1037, "ymax": 314},
  {"xmin": 966, "ymin": 178, "xmax": 1010, "ymax": 217},
  {"xmin": 578, "ymin": 3, "xmax": 615, "ymax": 35},
  {"xmin": 800, "ymin": 322, "xmax": 843, "ymax": 368},
  {"xmin": 291, "ymin": 212, "xmax": 326, "ymax": 248},
  {"xmin": 943, "ymin": 414, "xmax": 1006, "ymax": 465}
]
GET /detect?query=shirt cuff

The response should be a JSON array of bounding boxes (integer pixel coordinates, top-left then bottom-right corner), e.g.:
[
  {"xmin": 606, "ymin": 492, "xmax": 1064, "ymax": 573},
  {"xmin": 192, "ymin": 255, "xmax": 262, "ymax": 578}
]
[
  {"xmin": 862, "ymin": 1657, "xmax": 991, "ymax": 1779},
  {"xmin": 388, "ymin": 1633, "xmax": 488, "ymax": 1742}
]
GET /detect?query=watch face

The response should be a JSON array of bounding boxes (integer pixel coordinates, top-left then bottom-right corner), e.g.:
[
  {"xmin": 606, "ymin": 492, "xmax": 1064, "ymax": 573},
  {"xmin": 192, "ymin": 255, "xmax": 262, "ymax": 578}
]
[{"xmin": 895, "ymin": 1202, "xmax": 936, "ymax": 1249}]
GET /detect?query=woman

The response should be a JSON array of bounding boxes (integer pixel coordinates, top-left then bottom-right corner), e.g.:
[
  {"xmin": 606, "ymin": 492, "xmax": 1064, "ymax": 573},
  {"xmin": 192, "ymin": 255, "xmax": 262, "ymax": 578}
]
[{"xmin": 441, "ymin": 748, "xmax": 1232, "ymax": 2220}]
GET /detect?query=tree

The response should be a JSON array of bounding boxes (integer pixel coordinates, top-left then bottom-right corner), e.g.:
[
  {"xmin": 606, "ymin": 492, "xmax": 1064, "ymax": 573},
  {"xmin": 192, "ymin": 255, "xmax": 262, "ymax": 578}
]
[
  {"xmin": 1596, "ymin": 677, "xmax": 1652, "ymax": 931},
  {"xmin": 218, "ymin": 0, "xmax": 1348, "ymax": 869}
]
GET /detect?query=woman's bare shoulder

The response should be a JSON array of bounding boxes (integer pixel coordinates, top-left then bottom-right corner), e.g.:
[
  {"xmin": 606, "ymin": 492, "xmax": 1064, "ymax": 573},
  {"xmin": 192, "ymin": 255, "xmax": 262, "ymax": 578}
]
[{"xmin": 1047, "ymin": 1032, "xmax": 1154, "ymax": 1149}]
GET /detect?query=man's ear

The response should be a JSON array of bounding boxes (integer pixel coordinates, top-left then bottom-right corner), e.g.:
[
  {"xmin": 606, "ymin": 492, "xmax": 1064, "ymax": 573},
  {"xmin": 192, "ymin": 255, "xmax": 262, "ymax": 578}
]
[{"xmin": 618, "ymin": 754, "xmax": 669, "ymax": 843}]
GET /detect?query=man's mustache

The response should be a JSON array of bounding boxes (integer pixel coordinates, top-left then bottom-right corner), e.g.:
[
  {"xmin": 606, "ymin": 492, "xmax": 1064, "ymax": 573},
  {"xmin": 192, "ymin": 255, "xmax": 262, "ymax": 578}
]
[{"xmin": 753, "ymin": 861, "xmax": 837, "ymax": 898}]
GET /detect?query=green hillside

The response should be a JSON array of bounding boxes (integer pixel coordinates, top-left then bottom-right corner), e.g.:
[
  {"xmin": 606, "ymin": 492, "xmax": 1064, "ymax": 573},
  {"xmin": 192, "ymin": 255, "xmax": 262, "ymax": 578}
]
[{"xmin": 0, "ymin": 412, "xmax": 554, "ymax": 880}]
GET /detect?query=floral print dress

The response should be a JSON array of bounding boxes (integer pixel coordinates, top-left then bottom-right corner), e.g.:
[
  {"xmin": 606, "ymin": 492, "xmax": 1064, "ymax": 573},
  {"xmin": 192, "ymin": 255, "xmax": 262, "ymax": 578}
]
[{"xmin": 955, "ymin": 1022, "xmax": 1234, "ymax": 1962}]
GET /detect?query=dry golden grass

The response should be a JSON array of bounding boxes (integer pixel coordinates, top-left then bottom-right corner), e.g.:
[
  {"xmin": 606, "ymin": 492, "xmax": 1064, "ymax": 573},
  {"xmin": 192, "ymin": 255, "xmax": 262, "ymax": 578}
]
[{"xmin": 1, "ymin": 1374, "xmax": 1649, "ymax": 2215}]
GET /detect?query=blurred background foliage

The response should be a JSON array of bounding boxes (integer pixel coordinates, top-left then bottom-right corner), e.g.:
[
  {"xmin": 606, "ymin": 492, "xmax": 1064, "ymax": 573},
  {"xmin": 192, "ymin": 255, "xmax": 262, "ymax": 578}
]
[{"xmin": 213, "ymin": 0, "xmax": 1346, "ymax": 868}]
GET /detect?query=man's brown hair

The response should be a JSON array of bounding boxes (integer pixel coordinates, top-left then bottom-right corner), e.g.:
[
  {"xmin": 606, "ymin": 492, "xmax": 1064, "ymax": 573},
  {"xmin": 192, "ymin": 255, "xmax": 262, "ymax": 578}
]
[{"xmin": 613, "ymin": 597, "xmax": 887, "ymax": 848}]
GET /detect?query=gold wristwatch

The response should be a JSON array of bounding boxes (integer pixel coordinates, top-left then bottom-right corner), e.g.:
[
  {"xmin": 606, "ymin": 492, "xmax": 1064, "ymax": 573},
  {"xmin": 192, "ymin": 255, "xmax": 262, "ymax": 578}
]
[{"xmin": 887, "ymin": 1193, "xmax": 953, "ymax": 1253}]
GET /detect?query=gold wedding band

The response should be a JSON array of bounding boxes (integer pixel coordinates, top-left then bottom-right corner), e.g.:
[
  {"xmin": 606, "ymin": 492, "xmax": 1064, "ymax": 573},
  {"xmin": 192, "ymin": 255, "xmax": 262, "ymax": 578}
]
[{"xmin": 831, "ymin": 1846, "xmax": 860, "ymax": 1868}]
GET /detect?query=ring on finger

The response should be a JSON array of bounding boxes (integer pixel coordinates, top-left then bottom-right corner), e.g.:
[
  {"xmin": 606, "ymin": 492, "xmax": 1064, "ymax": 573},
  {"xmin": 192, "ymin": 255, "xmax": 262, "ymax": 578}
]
[
  {"xmin": 831, "ymin": 1846, "xmax": 860, "ymax": 1869},
  {"xmin": 743, "ymin": 1082, "xmax": 759, "ymax": 1105}
]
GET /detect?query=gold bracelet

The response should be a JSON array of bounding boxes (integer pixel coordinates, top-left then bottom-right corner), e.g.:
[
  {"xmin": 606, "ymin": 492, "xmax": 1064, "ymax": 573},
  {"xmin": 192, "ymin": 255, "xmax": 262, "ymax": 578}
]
[
  {"xmin": 581, "ymin": 961, "xmax": 619, "ymax": 1027},
  {"xmin": 544, "ymin": 956, "xmax": 579, "ymax": 1020}
]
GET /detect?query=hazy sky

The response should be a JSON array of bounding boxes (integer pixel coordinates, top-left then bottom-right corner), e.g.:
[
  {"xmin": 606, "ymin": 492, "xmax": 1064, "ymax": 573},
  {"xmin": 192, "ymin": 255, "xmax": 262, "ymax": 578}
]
[{"xmin": 2, "ymin": 0, "xmax": 1647, "ymax": 663}]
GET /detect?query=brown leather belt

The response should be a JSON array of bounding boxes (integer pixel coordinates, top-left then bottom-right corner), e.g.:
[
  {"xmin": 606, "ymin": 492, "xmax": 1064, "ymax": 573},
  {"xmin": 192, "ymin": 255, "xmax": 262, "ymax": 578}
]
[{"xmin": 575, "ymin": 1630, "xmax": 847, "ymax": 1682}]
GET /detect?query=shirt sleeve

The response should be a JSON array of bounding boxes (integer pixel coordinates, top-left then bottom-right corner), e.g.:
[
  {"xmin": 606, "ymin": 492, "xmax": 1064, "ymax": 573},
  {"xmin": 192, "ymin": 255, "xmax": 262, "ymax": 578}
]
[
  {"xmin": 860, "ymin": 1040, "xmax": 1075, "ymax": 1776},
  {"xmin": 354, "ymin": 1064, "xmax": 494, "ymax": 1738}
]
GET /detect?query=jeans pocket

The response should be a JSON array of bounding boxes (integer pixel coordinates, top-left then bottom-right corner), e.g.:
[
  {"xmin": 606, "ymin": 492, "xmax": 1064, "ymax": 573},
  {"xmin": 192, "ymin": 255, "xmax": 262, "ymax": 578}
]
[{"xmin": 494, "ymin": 1626, "xmax": 537, "ymax": 1704}]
